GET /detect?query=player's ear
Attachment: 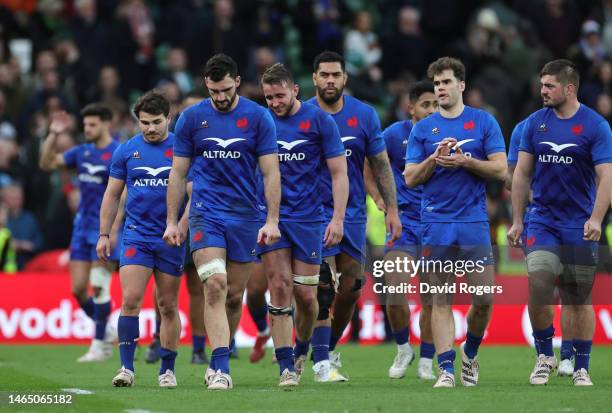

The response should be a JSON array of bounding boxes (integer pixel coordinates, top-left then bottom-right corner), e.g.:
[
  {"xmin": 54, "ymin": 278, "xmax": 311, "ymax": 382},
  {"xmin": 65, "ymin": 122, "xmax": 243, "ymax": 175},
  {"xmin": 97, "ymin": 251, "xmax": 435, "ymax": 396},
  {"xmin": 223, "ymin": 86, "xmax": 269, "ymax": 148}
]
[
  {"xmin": 312, "ymin": 72, "xmax": 317, "ymax": 86},
  {"xmin": 342, "ymin": 72, "xmax": 348, "ymax": 86},
  {"xmin": 293, "ymin": 83, "xmax": 300, "ymax": 96},
  {"xmin": 234, "ymin": 75, "xmax": 241, "ymax": 88},
  {"xmin": 458, "ymin": 81, "xmax": 466, "ymax": 93}
]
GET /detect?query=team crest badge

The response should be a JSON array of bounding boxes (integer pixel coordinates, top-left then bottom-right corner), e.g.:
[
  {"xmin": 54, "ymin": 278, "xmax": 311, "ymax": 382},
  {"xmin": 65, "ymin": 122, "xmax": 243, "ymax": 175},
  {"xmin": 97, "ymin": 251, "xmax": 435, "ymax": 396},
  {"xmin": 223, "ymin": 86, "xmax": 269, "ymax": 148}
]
[
  {"xmin": 132, "ymin": 151, "xmax": 140, "ymax": 159},
  {"xmin": 201, "ymin": 120, "xmax": 209, "ymax": 128},
  {"xmin": 432, "ymin": 127, "xmax": 440, "ymax": 135}
]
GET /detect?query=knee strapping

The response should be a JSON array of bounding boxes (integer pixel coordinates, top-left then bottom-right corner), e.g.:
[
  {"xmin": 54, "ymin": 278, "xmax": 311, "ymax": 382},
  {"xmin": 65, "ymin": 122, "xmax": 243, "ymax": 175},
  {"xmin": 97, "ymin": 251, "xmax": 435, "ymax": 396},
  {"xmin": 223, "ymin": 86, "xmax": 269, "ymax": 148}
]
[
  {"xmin": 268, "ymin": 304, "xmax": 294, "ymax": 316},
  {"xmin": 197, "ymin": 258, "xmax": 227, "ymax": 283},
  {"xmin": 90, "ymin": 267, "xmax": 111, "ymax": 303},
  {"xmin": 527, "ymin": 251, "xmax": 562, "ymax": 276},
  {"xmin": 293, "ymin": 274, "xmax": 319, "ymax": 286}
]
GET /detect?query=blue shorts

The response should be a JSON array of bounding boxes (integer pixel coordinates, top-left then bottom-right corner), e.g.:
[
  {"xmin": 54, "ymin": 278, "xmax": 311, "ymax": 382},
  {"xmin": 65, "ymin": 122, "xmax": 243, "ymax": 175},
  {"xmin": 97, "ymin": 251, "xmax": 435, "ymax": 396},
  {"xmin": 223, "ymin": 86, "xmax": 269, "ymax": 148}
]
[
  {"xmin": 120, "ymin": 237, "xmax": 185, "ymax": 276},
  {"xmin": 258, "ymin": 221, "xmax": 324, "ymax": 264},
  {"xmin": 70, "ymin": 227, "xmax": 121, "ymax": 262},
  {"xmin": 386, "ymin": 218, "xmax": 420, "ymax": 257},
  {"xmin": 420, "ymin": 222, "xmax": 494, "ymax": 265},
  {"xmin": 526, "ymin": 222, "xmax": 598, "ymax": 266},
  {"xmin": 189, "ymin": 215, "xmax": 260, "ymax": 263},
  {"xmin": 322, "ymin": 222, "xmax": 367, "ymax": 264}
]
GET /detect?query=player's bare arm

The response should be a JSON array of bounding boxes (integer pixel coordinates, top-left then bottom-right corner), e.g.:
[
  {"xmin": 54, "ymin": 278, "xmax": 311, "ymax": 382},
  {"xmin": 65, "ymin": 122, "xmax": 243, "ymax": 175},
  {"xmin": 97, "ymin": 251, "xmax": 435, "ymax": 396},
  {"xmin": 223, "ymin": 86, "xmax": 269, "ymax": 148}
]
[
  {"xmin": 364, "ymin": 159, "xmax": 385, "ymax": 211},
  {"xmin": 39, "ymin": 111, "xmax": 71, "ymax": 171},
  {"xmin": 404, "ymin": 137, "xmax": 452, "ymax": 187},
  {"xmin": 258, "ymin": 153, "xmax": 281, "ymax": 245},
  {"xmin": 109, "ymin": 188, "xmax": 127, "ymax": 250},
  {"xmin": 97, "ymin": 177, "xmax": 126, "ymax": 261},
  {"xmin": 324, "ymin": 154, "xmax": 348, "ymax": 247},
  {"xmin": 368, "ymin": 151, "xmax": 402, "ymax": 242},
  {"xmin": 164, "ymin": 155, "xmax": 190, "ymax": 246},
  {"xmin": 508, "ymin": 151, "xmax": 534, "ymax": 247},
  {"xmin": 177, "ymin": 181, "xmax": 193, "ymax": 245},
  {"xmin": 584, "ymin": 163, "xmax": 612, "ymax": 241}
]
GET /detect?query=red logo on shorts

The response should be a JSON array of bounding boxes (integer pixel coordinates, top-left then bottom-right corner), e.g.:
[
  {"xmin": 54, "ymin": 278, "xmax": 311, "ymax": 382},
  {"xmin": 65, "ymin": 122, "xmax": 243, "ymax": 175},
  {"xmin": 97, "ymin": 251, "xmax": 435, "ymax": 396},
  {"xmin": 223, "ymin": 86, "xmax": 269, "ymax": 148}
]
[
  {"xmin": 571, "ymin": 124, "xmax": 583, "ymax": 135},
  {"xmin": 299, "ymin": 120, "xmax": 311, "ymax": 131},
  {"xmin": 101, "ymin": 152, "xmax": 112, "ymax": 161},
  {"xmin": 164, "ymin": 148, "xmax": 173, "ymax": 158},
  {"xmin": 526, "ymin": 235, "xmax": 536, "ymax": 247},
  {"xmin": 347, "ymin": 116, "xmax": 358, "ymax": 128},
  {"xmin": 236, "ymin": 118, "xmax": 248, "ymax": 128},
  {"xmin": 192, "ymin": 230, "xmax": 203, "ymax": 242},
  {"xmin": 464, "ymin": 120, "xmax": 475, "ymax": 130},
  {"xmin": 125, "ymin": 246, "xmax": 136, "ymax": 257}
]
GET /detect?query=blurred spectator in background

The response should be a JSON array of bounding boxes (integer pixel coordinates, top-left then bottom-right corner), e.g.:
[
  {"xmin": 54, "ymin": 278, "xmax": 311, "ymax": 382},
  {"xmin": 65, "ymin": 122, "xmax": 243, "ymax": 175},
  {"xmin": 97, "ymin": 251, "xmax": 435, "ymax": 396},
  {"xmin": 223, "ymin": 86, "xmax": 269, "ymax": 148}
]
[
  {"xmin": 3, "ymin": 180, "xmax": 43, "ymax": 269},
  {"xmin": 528, "ymin": 0, "xmax": 581, "ymax": 58},
  {"xmin": 241, "ymin": 46, "xmax": 279, "ymax": 105},
  {"xmin": 382, "ymin": 5, "xmax": 430, "ymax": 84},
  {"xmin": 188, "ymin": 0, "xmax": 248, "ymax": 76},
  {"xmin": 0, "ymin": 201, "xmax": 17, "ymax": 273},
  {"xmin": 295, "ymin": 0, "xmax": 345, "ymax": 70},
  {"xmin": 344, "ymin": 9, "xmax": 384, "ymax": 102},
  {"xmin": 567, "ymin": 20, "xmax": 608, "ymax": 78},
  {"xmin": 581, "ymin": 60, "xmax": 612, "ymax": 108},
  {"xmin": 85, "ymin": 65, "xmax": 127, "ymax": 113},
  {"xmin": 161, "ymin": 47, "xmax": 193, "ymax": 96}
]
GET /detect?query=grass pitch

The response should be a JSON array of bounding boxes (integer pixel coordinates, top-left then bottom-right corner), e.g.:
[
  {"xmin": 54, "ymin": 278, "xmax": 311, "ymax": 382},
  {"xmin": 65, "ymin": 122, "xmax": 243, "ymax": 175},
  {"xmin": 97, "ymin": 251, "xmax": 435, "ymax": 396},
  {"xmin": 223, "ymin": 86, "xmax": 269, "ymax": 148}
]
[{"xmin": 1, "ymin": 344, "xmax": 611, "ymax": 413}]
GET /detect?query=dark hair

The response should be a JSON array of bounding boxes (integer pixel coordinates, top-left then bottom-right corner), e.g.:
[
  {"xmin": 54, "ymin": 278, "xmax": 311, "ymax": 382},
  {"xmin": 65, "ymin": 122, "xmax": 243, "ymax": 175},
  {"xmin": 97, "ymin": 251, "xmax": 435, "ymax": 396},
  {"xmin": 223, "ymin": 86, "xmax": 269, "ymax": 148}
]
[
  {"xmin": 261, "ymin": 63, "xmax": 294, "ymax": 87},
  {"xmin": 313, "ymin": 50, "xmax": 345, "ymax": 73},
  {"xmin": 80, "ymin": 103, "xmax": 113, "ymax": 121},
  {"xmin": 409, "ymin": 81, "xmax": 435, "ymax": 102},
  {"xmin": 427, "ymin": 57, "xmax": 466, "ymax": 82},
  {"xmin": 133, "ymin": 90, "xmax": 170, "ymax": 118},
  {"xmin": 540, "ymin": 59, "xmax": 580, "ymax": 89},
  {"xmin": 203, "ymin": 53, "xmax": 238, "ymax": 81}
]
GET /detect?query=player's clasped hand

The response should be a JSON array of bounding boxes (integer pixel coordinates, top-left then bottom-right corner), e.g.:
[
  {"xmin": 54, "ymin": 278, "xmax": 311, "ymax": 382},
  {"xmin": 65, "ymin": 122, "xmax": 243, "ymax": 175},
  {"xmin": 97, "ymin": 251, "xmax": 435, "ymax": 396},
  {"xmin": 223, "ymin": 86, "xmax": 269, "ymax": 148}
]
[
  {"xmin": 163, "ymin": 223, "xmax": 183, "ymax": 246},
  {"xmin": 96, "ymin": 235, "xmax": 111, "ymax": 261},
  {"xmin": 257, "ymin": 222, "xmax": 281, "ymax": 246},
  {"xmin": 507, "ymin": 223, "xmax": 523, "ymax": 248},
  {"xmin": 324, "ymin": 217, "xmax": 344, "ymax": 247}
]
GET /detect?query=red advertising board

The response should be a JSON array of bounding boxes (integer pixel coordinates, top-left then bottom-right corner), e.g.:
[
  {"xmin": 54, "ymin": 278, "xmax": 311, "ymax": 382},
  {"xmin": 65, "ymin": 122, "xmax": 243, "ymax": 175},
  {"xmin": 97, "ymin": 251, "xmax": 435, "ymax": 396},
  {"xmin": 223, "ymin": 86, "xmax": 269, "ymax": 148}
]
[{"xmin": 1, "ymin": 272, "xmax": 611, "ymax": 346}]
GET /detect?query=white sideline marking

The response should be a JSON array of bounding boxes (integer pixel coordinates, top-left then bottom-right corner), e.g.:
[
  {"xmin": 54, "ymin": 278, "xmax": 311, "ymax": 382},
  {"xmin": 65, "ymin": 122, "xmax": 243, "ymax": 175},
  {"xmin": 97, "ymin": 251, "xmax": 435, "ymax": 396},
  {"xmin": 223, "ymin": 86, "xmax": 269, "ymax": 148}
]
[{"xmin": 61, "ymin": 388, "xmax": 94, "ymax": 395}]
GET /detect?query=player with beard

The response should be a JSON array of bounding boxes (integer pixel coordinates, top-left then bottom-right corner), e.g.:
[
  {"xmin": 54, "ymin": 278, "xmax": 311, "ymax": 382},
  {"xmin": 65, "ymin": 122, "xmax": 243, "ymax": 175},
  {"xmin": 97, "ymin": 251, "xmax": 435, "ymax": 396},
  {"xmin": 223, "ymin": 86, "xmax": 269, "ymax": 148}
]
[
  {"xmin": 304, "ymin": 51, "xmax": 401, "ymax": 381},
  {"xmin": 40, "ymin": 103, "xmax": 121, "ymax": 362},
  {"xmin": 259, "ymin": 63, "xmax": 348, "ymax": 386},
  {"xmin": 509, "ymin": 59, "xmax": 612, "ymax": 386},
  {"xmin": 165, "ymin": 54, "xmax": 281, "ymax": 390}
]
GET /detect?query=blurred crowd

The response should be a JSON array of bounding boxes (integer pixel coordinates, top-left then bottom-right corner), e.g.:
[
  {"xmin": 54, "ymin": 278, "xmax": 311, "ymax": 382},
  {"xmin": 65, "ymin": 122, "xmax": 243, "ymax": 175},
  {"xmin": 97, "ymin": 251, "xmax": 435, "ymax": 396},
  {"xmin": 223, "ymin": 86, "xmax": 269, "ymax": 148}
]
[{"xmin": 0, "ymin": 0, "xmax": 610, "ymax": 271}]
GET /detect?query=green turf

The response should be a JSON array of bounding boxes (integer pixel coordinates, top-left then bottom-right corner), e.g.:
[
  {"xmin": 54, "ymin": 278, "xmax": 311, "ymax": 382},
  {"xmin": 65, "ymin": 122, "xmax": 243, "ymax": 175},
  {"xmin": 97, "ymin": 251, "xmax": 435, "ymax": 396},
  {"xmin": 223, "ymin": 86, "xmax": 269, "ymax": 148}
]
[{"xmin": 1, "ymin": 344, "xmax": 610, "ymax": 413}]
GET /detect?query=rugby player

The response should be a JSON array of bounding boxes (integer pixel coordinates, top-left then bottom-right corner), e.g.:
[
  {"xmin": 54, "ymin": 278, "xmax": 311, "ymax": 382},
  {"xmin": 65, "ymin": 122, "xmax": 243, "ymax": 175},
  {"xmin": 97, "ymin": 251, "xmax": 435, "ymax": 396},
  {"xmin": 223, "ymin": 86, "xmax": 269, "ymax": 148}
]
[
  {"xmin": 405, "ymin": 57, "xmax": 507, "ymax": 388},
  {"xmin": 165, "ymin": 54, "xmax": 281, "ymax": 390},
  {"xmin": 97, "ymin": 91, "xmax": 186, "ymax": 387},
  {"xmin": 373, "ymin": 81, "xmax": 438, "ymax": 380},
  {"xmin": 259, "ymin": 63, "xmax": 348, "ymax": 385},
  {"xmin": 506, "ymin": 118, "xmax": 576, "ymax": 377},
  {"xmin": 306, "ymin": 51, "xmax": 401, "ymax": 381},
  {"xmin": 40, "ymin": 103, "xmax": 121, "ymax": 362},
  {"xmin": 508, "ymin": 59, "xmax": 612, "ymax": 386}
]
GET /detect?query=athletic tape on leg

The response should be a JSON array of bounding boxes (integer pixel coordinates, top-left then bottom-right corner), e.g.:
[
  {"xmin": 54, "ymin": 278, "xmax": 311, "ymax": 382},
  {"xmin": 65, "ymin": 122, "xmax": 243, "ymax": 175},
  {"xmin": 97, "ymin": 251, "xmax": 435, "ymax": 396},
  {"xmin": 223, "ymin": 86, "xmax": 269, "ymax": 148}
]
[
  {"xmin": 293, "ymin": 274, "xmax": 319, "ymax": 286},
  {"xmin": 527, "ymin": 250, "xmax": 562, "ymax": 276},
  {"xmin": 268, "ymin": 304, "xmax": 294, "ymax": 316},
  {"xmin": 197, "ymin": 258, "xmax": 227, "ymax": 282},
  {"xmin": 90, "ymin": 267, "xmax": 112, "ymax": 303}
]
